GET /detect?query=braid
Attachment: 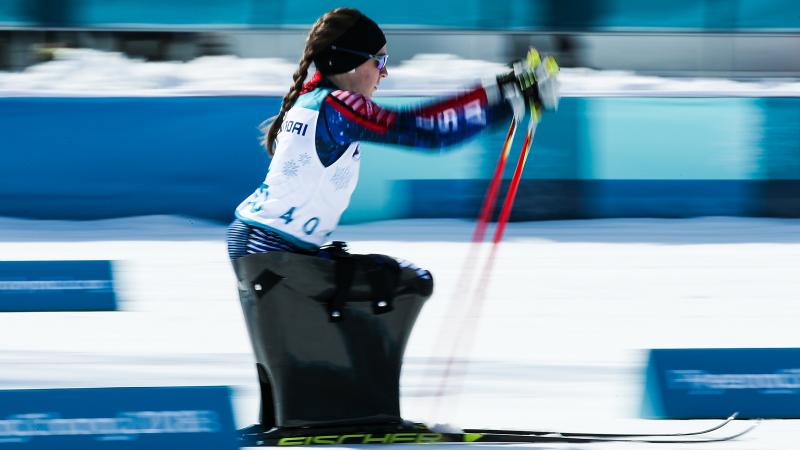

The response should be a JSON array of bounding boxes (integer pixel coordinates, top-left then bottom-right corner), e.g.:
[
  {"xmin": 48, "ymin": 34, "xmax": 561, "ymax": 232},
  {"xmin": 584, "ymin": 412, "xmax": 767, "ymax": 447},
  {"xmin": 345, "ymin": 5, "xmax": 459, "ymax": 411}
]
[
  {"xmin": 262, "ymin": 8, "xmax": 362, "ymax": 155},
  {"xmin": 262, "ymin": 52, "xmax": 313, "ymax": 155}
]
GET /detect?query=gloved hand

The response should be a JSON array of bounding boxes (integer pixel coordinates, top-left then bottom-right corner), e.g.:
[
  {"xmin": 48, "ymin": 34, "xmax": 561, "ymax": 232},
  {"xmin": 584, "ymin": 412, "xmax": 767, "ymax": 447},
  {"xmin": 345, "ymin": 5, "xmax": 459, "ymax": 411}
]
[{"xmin": 496, "ymin": 48, "xmax": 560, "ymax": 121}]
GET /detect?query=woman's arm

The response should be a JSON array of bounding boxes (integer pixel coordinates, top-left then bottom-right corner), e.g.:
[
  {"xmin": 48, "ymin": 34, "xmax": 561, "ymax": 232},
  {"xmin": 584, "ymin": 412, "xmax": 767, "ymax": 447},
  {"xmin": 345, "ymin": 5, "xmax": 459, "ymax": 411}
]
[{"xmin": 316, "ymin": 84, "xmax": 513, "ymax": 161}]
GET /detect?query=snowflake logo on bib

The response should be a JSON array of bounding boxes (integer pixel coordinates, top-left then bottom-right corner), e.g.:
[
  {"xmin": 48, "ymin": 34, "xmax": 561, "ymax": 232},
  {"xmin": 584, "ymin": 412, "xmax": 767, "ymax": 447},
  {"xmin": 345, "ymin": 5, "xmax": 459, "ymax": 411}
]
[
  {"xmin": 330, "ymin": 167, "xmax": 353, "ymax": 191},
  {"xmin": 297, "ymin": 152, "xmax": 312, "ymax": 166},
  {"xmin": 282, "ymin": 160, "xmax": 299, "ymax": 177}
]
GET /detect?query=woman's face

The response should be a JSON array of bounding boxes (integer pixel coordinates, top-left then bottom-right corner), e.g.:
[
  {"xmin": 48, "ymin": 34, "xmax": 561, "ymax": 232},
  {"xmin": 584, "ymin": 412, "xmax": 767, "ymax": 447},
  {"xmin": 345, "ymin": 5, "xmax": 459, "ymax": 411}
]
[{"xmin": 347, "ymin": 45, "xmax": 388, "ymax": 99}]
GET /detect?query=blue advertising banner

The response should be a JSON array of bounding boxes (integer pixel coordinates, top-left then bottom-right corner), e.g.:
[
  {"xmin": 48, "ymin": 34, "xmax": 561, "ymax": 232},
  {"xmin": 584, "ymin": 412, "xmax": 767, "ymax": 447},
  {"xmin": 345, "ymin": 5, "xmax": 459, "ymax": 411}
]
[
  {"xmin": 642, "ymin": 348, "xmax": 800, "ymax": 419},
  {"xmin": 0, "ymin": 96, "xmax": 271, "ymax": 222},
  {"xmin": 0, "ymin": 261, "xmax": 117, "ymax": 312},
  {"xmin": 0, "ymin": 386, "xmax": 238, "ymax": 450},
  {"xmin": 2, "ymin": 96, "xmax": 800, "ymax": 223}
]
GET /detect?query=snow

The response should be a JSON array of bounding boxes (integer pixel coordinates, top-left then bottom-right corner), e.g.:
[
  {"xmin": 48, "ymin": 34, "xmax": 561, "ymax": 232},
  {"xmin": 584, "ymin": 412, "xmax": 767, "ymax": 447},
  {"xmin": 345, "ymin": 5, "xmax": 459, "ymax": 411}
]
[
  {"xmin": 0, "ymin": 215, "xmax": 798, "ymax": 449},
  {"xmin": 1, "ymin": 48, "xmax": 799, "ymax": 97}
]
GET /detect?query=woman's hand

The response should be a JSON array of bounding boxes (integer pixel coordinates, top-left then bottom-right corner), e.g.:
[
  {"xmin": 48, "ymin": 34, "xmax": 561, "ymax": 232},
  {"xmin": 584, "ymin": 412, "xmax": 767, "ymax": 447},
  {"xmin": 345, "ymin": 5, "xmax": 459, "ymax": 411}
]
[{"xmin": 497, "ymin": 48, "xmax": 560, "ymax": 120}]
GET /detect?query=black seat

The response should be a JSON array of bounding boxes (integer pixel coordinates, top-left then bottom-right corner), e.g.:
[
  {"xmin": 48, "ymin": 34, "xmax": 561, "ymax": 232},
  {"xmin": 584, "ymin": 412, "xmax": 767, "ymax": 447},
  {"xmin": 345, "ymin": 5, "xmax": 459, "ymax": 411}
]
[{"xmin": 232, "ymin": 250, "xmax": 433, "ymax": 429}]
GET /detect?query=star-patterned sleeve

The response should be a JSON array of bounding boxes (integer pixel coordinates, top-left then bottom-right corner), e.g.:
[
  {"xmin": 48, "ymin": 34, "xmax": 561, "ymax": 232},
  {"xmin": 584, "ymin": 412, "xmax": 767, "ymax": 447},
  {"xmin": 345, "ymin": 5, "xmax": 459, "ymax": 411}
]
[{"xmin": 314, "ymin": 85, "xmax": 513, "ymax": 166}]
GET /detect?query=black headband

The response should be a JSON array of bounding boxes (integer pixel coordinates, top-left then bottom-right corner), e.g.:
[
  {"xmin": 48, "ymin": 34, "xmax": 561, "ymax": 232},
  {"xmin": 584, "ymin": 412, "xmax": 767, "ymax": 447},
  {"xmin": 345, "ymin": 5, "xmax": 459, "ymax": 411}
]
[{"xmin": 314, "ymin": 14, "xmax": 386, "ymax": 75}]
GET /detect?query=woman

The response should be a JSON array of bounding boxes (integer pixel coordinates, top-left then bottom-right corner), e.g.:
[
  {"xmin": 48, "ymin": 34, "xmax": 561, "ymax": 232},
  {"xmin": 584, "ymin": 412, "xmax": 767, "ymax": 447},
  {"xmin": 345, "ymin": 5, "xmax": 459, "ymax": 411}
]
[
  {"xmin": 227, "ymin": 7, "xmax": 556, "ymax": 261},
  {"xmin": 229, "ymin": 8, "xmax": 558, "ymax": 433}
]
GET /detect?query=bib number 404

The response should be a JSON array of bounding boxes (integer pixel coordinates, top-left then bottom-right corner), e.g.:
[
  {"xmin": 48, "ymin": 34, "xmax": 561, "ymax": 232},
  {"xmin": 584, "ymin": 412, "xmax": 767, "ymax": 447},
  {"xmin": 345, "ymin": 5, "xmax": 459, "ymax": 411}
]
[{"xmin": 280, "ymin": 207, "xmax": 320, "ymax": 235}]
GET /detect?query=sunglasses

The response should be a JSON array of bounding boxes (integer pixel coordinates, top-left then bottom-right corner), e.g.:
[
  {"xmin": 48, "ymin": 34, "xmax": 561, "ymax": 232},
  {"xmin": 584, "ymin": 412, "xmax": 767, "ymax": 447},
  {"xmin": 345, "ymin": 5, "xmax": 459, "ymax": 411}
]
[{"xmin": 331, "ymin": 45, "xmax": 389, "ymax": 70}]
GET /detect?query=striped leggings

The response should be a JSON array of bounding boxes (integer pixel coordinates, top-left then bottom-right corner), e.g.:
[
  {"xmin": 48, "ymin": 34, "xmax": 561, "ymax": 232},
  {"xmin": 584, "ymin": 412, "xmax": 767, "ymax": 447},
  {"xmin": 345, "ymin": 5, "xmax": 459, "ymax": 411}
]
[{"xmin": 226, "ymin": 219, "xmax": 431, "ymax": 280}]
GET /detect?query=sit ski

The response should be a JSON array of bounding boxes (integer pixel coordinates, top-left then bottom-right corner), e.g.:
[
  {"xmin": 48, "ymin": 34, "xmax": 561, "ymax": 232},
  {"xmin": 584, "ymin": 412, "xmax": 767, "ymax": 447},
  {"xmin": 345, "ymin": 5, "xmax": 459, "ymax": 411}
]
[{"xmin": 233, "ymin": 58, "xmax": 757, "ymax": 447}]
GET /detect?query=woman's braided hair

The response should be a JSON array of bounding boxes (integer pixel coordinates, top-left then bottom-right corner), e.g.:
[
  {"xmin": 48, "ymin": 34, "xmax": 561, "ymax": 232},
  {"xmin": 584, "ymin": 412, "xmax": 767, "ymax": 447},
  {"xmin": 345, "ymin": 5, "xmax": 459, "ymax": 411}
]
[{"xmin": 262, "ymin": 8, "xmax": 362, "ymax": 155}]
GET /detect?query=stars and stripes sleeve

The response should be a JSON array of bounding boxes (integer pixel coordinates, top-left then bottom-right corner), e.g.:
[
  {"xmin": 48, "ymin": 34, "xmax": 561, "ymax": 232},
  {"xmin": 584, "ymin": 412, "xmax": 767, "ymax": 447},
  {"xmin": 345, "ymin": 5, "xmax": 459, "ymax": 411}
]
[{"xmin": 319, "ymin": 85, "xmax": 513, "ymax": 151}]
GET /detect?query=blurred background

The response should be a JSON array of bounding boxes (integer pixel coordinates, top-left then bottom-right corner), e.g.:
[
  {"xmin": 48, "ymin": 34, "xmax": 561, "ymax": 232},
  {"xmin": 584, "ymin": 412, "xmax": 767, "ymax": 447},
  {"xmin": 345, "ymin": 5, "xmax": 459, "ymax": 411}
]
[
  {"xmin": 2, "ymin": 0, "xmax": 800, "ymax": 75},
  {"xmin": 1, "ymin": 1, "xmax": 799, "ymax": 448}
]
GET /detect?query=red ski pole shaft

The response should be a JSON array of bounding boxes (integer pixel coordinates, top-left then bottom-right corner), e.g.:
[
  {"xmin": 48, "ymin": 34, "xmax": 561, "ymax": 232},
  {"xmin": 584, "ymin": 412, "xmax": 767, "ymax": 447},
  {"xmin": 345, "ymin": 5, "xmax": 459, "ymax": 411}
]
[
  {"xmin": 472, "ymin": 118, "xmax": 517, "ymax": 243},
  {"xmin": 492, "ymin": 109, "xmax": 540, "ymax": 244},
  {"xmin": 428, "ymin": 118, "xmax": 517, "ymax": 416},
  {"xmin": 434, "ymin": 112, "xmax": 538, "ymax": 406},
  {"xmin": 431, "ymin": 118, "xmax": 531, "ymax": 410}
]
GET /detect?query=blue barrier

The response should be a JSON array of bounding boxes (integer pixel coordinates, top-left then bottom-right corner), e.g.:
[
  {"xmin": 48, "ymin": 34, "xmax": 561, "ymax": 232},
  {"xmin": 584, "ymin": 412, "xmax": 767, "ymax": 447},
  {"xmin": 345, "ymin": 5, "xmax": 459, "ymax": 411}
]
[
  {"xmin": 0, "ymin": 261, "xmax": 117, "ymax": 312},
  {"xmin": 400, "ymin": 179, "xmax": 770, "ymax": 220},
  {"xmin": 368, "ymin": 96, "xmax": 800, "ymax": 221},
  {"xmin": 2, "ymin": 95, "xmax": 800, "ymax": 223},
  {"xmin": 642, "ymin": 348, "xmax": 800, "ymax": 419},
  {"xmin": 0, "ymin": 96, "xmax": 271, "ymax": 222},
  {"xmin": 0, "ymin": 386, "xmax": 238, "ymax": 450}
]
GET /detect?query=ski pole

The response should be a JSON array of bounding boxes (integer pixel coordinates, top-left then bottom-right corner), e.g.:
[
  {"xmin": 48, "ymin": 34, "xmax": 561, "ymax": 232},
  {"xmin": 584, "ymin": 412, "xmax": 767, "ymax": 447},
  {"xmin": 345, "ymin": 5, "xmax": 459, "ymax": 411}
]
[
  {"xmin": 429, "ymin": 110, "xmax": 540, "ymax": 418},
  {"xmin": 430, "ymin": 50, "xmax": 555, "ymax": 418},
  {"xmin": 426, "ymin": 117, "xmax": 518, "ymax": 419},
  {"xmin": 492, "ymin": 104, "xmax": 540, "ymax": 243},
  {"xmin": 426, "ymin": 118, "xmax": 516, "ymax": 406},
  {"xmin": 472, "ymin": 118, "xmax": 517, "ymax": 243},
  {"xmin": 429, "ymin": 103, "xmax": 541, "ymax": 418}
]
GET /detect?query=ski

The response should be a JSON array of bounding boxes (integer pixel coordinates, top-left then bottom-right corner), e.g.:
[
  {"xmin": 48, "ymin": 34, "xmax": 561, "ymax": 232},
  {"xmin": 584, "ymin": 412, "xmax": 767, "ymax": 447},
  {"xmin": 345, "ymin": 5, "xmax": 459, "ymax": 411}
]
[
  {"xmin": 239, "ymin": 419, "xmax": 759, "ymax": 446},
  {"xmin": 462, "ymin": 412, "xmax": 740, "ymax": 439}
]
